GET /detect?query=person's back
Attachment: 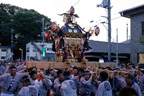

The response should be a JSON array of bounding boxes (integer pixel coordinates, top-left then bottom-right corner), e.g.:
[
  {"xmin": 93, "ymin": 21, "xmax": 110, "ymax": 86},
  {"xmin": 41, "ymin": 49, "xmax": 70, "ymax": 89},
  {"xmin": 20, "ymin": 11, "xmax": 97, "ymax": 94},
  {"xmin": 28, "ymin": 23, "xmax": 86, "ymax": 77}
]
[
  {"xmin": 131, "ymin": 82, "xmax": 142, "ymax": 96},
  {"xmin": 17, "ymin": 85, "xmax": 37, "ymax": 96},
  {"xmin": 18, "ymin": 74, "xmax": 52, "ymax": 96},
  {"xmin": 79, "ymin": 77, "xmax": 92, "ymax": 96},
  {"xmin": 95, "ymin": 71, "xmax": 112, "ymax": 96},
  {"xmin": 61, "ymin": 79, "xmax": 77, "ymax": 96},
  {"xmin": 60, "ymin": 71, "xmax": 77, "ymax": 96},
  {"xmin": 96, "ymin": 80, "xmax": 112, "ymax": 96},
  {"xmin": 17, "ymin": 79, "xmax": 41, "ymax": 96}
]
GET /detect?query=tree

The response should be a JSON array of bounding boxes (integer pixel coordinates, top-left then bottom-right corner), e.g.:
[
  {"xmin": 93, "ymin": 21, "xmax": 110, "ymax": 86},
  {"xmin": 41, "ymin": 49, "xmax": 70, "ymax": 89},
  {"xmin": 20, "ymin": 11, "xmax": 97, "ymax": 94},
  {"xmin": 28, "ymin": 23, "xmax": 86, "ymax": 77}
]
[
  {"xmin": 0, "ymin": 10, "xmax": 11, "ymax": 46},
  {"xmin": 0, "ymin": 3, "xmax": 52, "ymax": 60}
]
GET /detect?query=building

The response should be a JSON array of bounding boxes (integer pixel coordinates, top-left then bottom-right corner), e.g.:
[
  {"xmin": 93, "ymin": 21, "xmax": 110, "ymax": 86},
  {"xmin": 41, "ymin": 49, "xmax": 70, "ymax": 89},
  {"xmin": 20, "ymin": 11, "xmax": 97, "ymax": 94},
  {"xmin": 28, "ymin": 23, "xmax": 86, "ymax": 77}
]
[
  {"xmin": 26, "ymin": 42, "xmax": 55, "ymax": 61},
  {"xmin": 120, "ymin": 4, "xmax": 144, "ymax": 64},
  {"xmin": 0, "ymin": 46, "xmax": 11, "ymax": 61},
  {"xmin": 85, "ymin": 40, "xmax": 130, "ymax": 63}
]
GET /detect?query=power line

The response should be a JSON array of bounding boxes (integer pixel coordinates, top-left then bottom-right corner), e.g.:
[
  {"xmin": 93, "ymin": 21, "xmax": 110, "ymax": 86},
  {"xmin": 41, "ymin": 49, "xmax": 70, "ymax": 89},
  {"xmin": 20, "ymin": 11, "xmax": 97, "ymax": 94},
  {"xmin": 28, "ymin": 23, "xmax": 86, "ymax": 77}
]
[
  {"xmin": 56, "ymin": 0, "xmax": 80, "ymax": 22},
  {"xmin": 111, "ymin": 16, "xmax": 122, "ymax": 20},
  {"xmin": 73, "ymin": 0, "xmax": 80, "ymax": 6},
  {"xmin": 56, "ymin": 16, "xmax": 63, "ymax": 22},
  {"xmin": 55, "ymin": 0, "xmax": 67, "ymax": 12}
]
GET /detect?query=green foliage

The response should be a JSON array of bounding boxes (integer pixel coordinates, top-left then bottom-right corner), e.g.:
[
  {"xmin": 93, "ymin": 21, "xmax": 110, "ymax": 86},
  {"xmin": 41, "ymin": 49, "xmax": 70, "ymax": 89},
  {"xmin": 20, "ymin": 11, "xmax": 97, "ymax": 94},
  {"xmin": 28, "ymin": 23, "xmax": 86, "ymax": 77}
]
[
  {"xmin": 0, "ymin": 10, "xmax": 11, "ymax": 45},
  {"xmin": 0, "ymin": 3, "xmax": 52, "ymax": 59}
]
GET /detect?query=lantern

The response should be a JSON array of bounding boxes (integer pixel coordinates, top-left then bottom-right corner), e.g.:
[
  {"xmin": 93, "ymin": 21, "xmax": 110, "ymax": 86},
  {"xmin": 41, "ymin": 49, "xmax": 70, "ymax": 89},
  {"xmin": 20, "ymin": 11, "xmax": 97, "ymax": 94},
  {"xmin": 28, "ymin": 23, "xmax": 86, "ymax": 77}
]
[
  {"xmin": 95, "ymin": 27, "xmax": 100, "ymax": 36},
  {"xmin": 45, "ymin": 32, "xmax": 50, "ymax": 38}
]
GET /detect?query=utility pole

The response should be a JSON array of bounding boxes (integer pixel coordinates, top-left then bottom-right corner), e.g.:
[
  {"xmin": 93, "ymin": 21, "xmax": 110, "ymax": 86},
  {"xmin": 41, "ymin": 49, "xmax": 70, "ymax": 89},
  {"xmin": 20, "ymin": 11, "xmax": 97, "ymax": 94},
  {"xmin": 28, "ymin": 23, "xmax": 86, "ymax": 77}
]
[
  {"xmin": 97, "ymin": 0, "xmax": 111, "ymax": 62},
  {"xmin": 41, "ymin": 18, "xmax": 45, "ymax": 58},
  {"xmin": 108, "ymin": 0, "xmax": 111, "ymax": 62},
  {"xmin": 126, "ymin": 23, "xmax": 128, "ymax": 41},
  {"xmin": 116, "ymin": 28, "xmax": 118, "ymax": 66},
  {"xmin": 42, "ymin": 18, "xmax": 45, "ymax": 48},
  {"xmin": 11, "ymin": 28, "xmax": 14, "ymax": 61}
]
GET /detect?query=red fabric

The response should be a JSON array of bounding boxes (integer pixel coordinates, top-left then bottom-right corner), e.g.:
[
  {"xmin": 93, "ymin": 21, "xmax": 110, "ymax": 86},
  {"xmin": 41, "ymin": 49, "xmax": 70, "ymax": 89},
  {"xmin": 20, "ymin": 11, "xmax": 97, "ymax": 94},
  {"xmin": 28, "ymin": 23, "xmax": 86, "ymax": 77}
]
[
  {"xmin": 52, "ymin": 22, "xmax": 57, "ymax": 31},
  {"xmin": 78, "ymin": 75, "xmax": 81, "ymax": 81},
  {"xmin": 37, "ymin": 76, "xmax": 42, "ymax": 81},
  {"xmin": 45, "ymin": 32, "xmax": 50, "ymax": 38}
]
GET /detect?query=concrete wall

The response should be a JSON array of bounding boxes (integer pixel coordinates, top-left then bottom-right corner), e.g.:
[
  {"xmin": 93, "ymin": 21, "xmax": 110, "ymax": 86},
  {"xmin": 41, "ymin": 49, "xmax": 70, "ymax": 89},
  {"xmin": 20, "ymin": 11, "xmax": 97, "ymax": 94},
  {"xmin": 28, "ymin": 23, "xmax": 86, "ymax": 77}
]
[{"xmin": 131, "ymin": 13, "xmax": 144, "ymax": 63}]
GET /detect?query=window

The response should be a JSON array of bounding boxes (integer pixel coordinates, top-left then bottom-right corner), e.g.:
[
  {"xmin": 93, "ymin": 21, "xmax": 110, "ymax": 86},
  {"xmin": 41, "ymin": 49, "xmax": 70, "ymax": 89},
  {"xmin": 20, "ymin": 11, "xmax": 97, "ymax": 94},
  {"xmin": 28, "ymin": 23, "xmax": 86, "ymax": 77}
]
[
  {"xmin": 26, "ymin": 47, "xmax": 29, "ymax": 52},
  {"xmin": 33, "ymin": 47, "xmax": 38, "ymax": 52},
  {"xmin": 1, "ymin": 56, "xmax": 6, "ymax": 59},
  {"xmin": 1, "ymin": 49, "xmax": 6, "ymax": 52},
  {"xmin": 47, "ymin": 48, "xmax": 52, "ymax": 51},
  {"xmin": 142, "ymin": 21, "xmax": 144, "ymax": 35}
]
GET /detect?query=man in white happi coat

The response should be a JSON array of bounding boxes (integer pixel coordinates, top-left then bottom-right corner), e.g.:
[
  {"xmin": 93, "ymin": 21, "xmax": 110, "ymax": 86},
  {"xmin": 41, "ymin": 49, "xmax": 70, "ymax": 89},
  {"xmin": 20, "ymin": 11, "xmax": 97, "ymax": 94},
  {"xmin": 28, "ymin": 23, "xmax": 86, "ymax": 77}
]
[{"xmin": 95, "ymin": 71, "xmax": 112, "ymax": 96}]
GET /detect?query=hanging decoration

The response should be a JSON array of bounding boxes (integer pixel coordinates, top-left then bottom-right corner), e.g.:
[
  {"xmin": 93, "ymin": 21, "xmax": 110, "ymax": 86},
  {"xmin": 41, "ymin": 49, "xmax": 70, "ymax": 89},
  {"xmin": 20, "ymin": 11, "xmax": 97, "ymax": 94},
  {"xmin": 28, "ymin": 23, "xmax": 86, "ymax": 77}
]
[
  {"xmin": 70, "ymin": 6, "xmax": 75, "ymax": 15},
  {"xmin": 52, "ymin": 22, "xmax": 57, "ymax": 31},
  {"xmin": 95, "ymin": 27, "xmax": 100, "ymax": 36},
  {"xmin": 45, "ymin": 32, "xmax": 50, "ymax": 38}
]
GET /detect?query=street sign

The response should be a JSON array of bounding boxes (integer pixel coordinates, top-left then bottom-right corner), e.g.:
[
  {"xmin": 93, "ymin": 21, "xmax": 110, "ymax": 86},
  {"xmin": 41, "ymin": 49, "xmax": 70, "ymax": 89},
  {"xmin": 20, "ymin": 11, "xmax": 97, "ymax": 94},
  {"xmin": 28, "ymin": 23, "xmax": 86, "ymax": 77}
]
[{"xmin": 42, "ymin": 48, "xmax": 46, "ymax": 57}]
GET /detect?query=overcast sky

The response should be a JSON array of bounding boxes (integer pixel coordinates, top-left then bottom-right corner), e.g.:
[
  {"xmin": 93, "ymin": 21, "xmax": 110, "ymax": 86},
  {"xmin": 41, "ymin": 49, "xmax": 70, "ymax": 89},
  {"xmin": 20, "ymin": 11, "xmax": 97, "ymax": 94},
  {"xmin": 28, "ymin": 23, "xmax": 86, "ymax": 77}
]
[{"xmin": 0, "ymin": 0, "xmax": 143, "ymax": 42}]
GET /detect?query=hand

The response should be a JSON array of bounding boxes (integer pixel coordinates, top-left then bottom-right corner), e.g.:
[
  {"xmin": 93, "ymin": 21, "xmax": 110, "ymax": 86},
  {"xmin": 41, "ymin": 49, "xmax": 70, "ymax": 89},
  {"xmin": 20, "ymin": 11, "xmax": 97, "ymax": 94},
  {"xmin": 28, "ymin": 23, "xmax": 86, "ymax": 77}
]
[{"xmin": 39, "ymin": 72, "xmax": 45, "ymax": 79}]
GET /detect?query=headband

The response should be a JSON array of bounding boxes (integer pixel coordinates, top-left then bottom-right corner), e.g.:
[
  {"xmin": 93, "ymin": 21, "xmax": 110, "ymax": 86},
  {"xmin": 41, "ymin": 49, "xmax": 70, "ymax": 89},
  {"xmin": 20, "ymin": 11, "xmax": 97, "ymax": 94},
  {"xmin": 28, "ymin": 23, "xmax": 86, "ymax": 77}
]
[{"xmin": 83, "ymin": 72, "xmax": 91, "ymax": 75}]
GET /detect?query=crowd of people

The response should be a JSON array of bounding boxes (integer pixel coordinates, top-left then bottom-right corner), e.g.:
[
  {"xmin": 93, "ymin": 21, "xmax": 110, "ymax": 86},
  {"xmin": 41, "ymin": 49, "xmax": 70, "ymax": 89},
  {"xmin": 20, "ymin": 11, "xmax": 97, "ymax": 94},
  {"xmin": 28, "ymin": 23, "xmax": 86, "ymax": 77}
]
[{"xmin": 0, "ymin": 61, "xmax": 143, "ymax": 96}]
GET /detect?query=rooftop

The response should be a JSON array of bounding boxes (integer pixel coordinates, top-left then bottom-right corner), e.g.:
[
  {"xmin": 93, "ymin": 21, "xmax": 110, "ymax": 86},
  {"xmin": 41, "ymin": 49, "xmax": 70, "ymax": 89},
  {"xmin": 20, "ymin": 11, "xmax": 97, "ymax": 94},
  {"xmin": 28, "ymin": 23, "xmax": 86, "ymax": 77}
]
[
  {"xmin": 120, "ymin": 4, "xmax": 144, "ymax": 18},
  {"xmin": 86, "ymin": 40, "xmax": 130, "ymax": 54}
]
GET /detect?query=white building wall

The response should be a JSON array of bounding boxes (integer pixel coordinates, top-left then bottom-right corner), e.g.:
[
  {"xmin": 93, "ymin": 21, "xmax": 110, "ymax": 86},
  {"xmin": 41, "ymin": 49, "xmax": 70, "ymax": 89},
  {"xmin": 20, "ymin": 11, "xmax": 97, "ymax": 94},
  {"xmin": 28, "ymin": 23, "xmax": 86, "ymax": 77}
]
[
  {"xmin": 26, "ymin": 42, "xmax": 55, "ymax": 61},
  {"xmin": 0, "ymin": 48, "xmax": 11, "ymax": 61}
]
